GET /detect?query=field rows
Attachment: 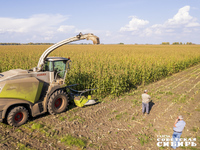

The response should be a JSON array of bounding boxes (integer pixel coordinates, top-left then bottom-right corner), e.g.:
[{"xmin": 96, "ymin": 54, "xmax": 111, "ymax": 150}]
[
  {"xmin": 0, "ymin": 63, "xmax": 199, "ymax": 149},
  {"xmin": 0, "ymin": 45, "xmax": 200, "ymax": 149}
]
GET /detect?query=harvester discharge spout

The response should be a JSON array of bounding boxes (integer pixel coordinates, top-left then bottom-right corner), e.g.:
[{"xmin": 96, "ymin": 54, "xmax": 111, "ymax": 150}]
[
  {"xmin": 36, "ymin": 32, "xmax": 100, "ymax": 72},
  {"xmin": 77, "ymin": 32, "xmax": 100, "ymax": 45}
]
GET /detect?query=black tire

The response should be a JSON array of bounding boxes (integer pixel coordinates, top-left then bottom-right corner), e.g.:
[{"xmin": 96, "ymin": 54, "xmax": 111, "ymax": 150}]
[
  {"xmin": 7, "ymin": 106, "xmax": 29, "ymax": 127},
  {"xmin": 48, "ymin": 90, "xmax": 68, "ymax": 115}
]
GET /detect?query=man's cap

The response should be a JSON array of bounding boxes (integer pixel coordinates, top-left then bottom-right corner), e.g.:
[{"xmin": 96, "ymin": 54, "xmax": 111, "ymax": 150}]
[
  {"xmin": 179, "ymin": 115, "xmax": 183, "ymax": 120},
  {"xmin": 144, "ymin": 90, "xmax": 148, "ymax": 93}
]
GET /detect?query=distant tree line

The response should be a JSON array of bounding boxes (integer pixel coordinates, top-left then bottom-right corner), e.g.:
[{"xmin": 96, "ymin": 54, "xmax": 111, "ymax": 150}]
[
  {"xmin": 0, "ymin": 43, "xmax": 21, "ymax": 45},
  {"xmin": 0, "ymin": 42, "xmax": 96, "ymax": 45},
  {"xmin": 161, "ymin": 42, "xmax": 195, "ymax": 45},
  {"xmin": 0, "ymin": 43, "xmax": 54, "ymax": 45},
  {"xmin": 0, "ymin": 42, "xmax": 196, "ymax": 45}
]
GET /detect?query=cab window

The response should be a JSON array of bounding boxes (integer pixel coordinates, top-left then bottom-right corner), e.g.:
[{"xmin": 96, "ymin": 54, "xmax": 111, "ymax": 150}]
[
  {"xmin": 44, "ymin": 61, "xmax": 53, "ymax": 71},
  {"xmin": 53, "ymin": 60, "xmax": 66, "ymax": 78}
]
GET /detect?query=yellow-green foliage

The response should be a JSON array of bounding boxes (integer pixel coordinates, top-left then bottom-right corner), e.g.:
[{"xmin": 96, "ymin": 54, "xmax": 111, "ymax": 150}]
[
  {"xmin": 1, "ymin": 45, "xmax": 200, "ymax": 96},
  {"xmin": 60, "ymin": 134, "xmax": 87, "ymax": 148}
]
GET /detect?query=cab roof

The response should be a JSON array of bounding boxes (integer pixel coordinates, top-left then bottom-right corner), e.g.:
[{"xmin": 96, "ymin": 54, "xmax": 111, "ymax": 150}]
[{"xmin": 45, "ymin": 57, "xmax": 69, "ymax": 62}]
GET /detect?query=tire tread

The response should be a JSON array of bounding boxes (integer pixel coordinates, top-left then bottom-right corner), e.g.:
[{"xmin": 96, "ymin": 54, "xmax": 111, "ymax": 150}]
[
  {"xmin": 7, "ymin": 106, "xmax": 29, "ymax": 127},
  {"xmin": 48, "ymin": 90, "xmax": 68, "ymax": 115}
]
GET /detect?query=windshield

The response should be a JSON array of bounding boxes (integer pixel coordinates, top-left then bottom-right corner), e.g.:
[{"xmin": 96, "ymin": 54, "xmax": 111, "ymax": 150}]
[{"xmin": 54, "ymin": 60, "xmax": 66, "ymax": 78}]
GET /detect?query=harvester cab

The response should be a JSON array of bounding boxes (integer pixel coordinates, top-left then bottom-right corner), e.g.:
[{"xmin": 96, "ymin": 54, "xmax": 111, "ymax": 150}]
[
  {"xmin": 0, "ymin": 33, "xmax": 100, "ymax": 126},
  {"xmin": 43, "ymin": 57, "xmax": 71, "ymax": 83}
]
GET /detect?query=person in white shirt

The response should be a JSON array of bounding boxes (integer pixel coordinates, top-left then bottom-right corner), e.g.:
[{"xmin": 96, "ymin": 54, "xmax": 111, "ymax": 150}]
[
  {"xmin": 141, "ymin": 90, "xmax": 151, "ymax": 114},
  {"xmin": 172, "ymin": 115, "xmax": 186, "ymax": 149}
]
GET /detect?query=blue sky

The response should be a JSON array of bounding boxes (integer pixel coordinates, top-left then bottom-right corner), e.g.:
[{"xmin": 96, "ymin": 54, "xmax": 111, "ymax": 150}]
[{"xmin": 0, "ymin": 0, "xmax": 200, "ymax": 44}]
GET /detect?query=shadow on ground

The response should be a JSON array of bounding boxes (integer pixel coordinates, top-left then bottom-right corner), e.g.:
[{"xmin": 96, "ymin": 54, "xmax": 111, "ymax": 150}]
[{"xmin": 149, "ymin": 100, "xmax": 155, "ymax": 114}]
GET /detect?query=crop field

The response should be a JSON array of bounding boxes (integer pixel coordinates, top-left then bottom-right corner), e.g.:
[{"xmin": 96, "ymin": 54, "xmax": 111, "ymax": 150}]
[
  {"xmin": 1, "ymin": 45, "xmax": 200, "ymax": 97},
  {"xmin": 0, "ymin": 45, "xmax": 200, "ymax": 149}
]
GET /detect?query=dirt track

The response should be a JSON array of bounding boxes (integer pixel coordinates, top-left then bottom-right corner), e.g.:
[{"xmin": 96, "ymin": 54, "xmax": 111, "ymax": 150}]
[{"xmin": 0, "ymin": 64, "xmax": 200, "ymax": 150}]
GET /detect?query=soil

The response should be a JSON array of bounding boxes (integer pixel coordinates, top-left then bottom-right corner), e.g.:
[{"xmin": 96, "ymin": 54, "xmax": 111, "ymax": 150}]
[{"xmin": 0, "ymin": 64, "xmax": 200, "ymax": 150}]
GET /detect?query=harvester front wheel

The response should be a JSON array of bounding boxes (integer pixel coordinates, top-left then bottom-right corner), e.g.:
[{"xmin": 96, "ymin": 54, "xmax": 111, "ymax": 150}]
[
  {"xmin": 48, "ymin": 90, "xmax": 68, "ymax": 115},
  {"xmin": 7, "ymin": 106, "xmax": 29, "ymax": 127}
]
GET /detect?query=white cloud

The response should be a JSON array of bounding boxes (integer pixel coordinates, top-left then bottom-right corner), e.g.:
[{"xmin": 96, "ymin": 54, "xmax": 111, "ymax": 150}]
[
  {"xmin": 143, "ymin": 28, "xmax": 152, "ymax": 36},
  {"xmin": 0, "ymin": 13, "xmax": 102, "ymax": 43},
  {"xmin": 186, "ymin": 22, "xmax": 200, "ymax": 27},
  {"xmin": 120, "ymin": 6, "xmax": 200, "ymax": 37},
  {"xmin": 106, "ymin": 31, "xmax": 111, "ymax": 36},
  {"xmin": 74, "ymin": 28, "xmax": 101, "ymax": 34},
  {"xmin": 0, "ymin": 14, "xmax": 68, "ymax": 33},
  {"xmin": 127, "ymin": 5, "xmax": 200, "ymax": 40},
  {"xmin": 57, "ymin": 25, "xmax": 75, "ymax": 32},
  {"xmin": 145, "ymin": 6, "xmax": 200, "ymax": 36},
  {"xmin": 120, "ymin": 16, "xmax": 149, "ymax": 32},
  {"xmin": 167, "ymin": 6, "xmax": 192, "ymax": 26},
  {"xmin": 166, "ymin": 6, "xmax": 199, "ymax": 27},
  {"xmin": 0, "ymin": 14, "xmax": 77, "ymax": 42},
  {"xmin": 117, "ymin": 5, "xmax": 200, "ymax": 44}
]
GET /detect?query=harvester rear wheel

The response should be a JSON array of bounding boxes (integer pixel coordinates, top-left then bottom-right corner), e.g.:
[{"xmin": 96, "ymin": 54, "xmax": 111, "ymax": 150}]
[
  {"xmin": 48, "ymin": 90, "xmax": 68, "ymax": 115},
  {"xmin": 7, "ymin": 106, "xmax": 29, "ymax": 127}
]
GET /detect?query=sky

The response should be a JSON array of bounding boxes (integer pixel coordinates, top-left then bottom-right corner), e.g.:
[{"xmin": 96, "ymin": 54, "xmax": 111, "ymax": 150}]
[{"xmin": 0, "ymin": 0, "xmax": 200, "ymax": 44}]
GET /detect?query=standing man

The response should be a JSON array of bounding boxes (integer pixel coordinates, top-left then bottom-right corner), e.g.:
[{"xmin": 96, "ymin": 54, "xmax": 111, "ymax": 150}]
[
  {"xmin": 142, "ymin": 90, "xmax": 151, "ymax": 114},
  {"xmin": 172, "ymin": 115, "xmax": 186, "ymax": 149}
]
